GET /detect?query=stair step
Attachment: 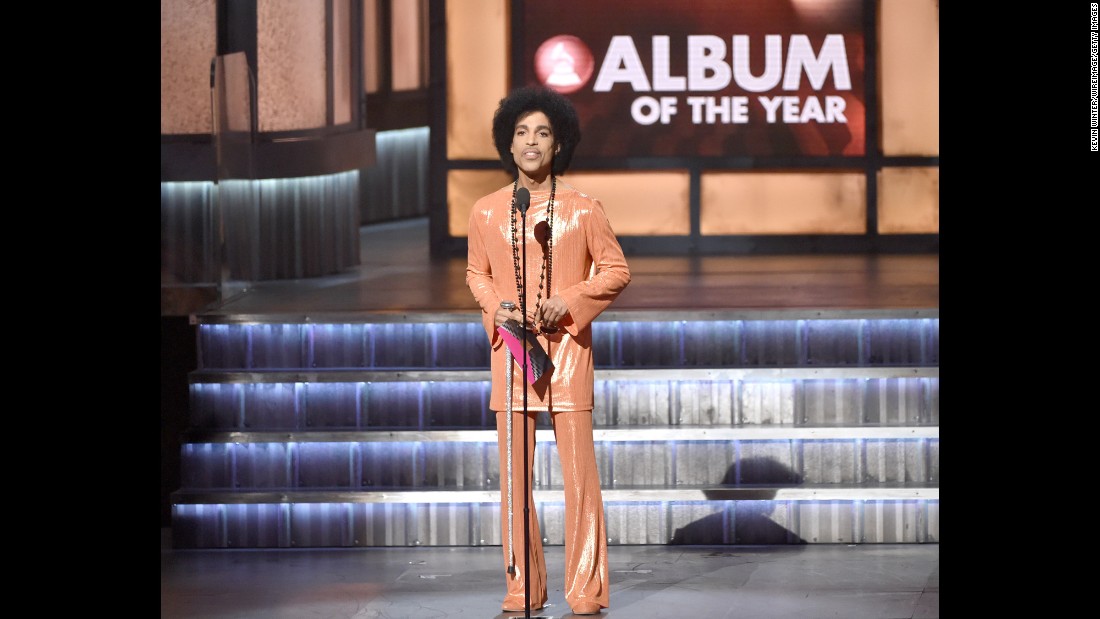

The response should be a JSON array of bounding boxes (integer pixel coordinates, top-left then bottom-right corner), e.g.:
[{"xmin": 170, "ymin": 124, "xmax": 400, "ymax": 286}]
[
  {"xmin": 189, "ymin": 366, "xmax": 938, "ymax": 383},
  {"xmin": 187, "ymin": 369, "xmax": 939, "ymax": 430},
  {"xmin": 193, "ymin": 314, "xmax": 939, "ymax": 370},
  {"xmin": 184, "ymin": 425, "xmax": 939, "ymax": 443},
  {"xmin": 193, "ymin": 308, "xmax": 940, "ymax": 325},
  {"xmin": 172, "ymin": 483, "xmax": 939, "ymax": 504}
]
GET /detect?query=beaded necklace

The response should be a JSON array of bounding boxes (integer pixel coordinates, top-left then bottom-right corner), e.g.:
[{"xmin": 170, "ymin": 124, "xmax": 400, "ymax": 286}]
[{"xmin": 510, "ymin": 176, "xmax": 556, "ymax": 332}]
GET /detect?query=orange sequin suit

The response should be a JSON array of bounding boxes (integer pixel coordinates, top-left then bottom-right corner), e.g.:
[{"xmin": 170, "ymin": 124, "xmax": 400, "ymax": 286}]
[{"xmin": 466, "ymin": 181, "xmax": 631, "ymax": 612}]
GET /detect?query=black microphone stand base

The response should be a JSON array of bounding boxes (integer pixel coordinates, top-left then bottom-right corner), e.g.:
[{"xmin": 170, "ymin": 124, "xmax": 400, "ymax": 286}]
[{"xmin": 498, "ymin": 609, "xmax": 554, "ymax": 619}]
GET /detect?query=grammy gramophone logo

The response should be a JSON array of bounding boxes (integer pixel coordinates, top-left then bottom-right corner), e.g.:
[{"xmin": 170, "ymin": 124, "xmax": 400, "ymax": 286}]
[{"xmin": 534, "ymin": 35, "xmax": 594, "ymax": 94}]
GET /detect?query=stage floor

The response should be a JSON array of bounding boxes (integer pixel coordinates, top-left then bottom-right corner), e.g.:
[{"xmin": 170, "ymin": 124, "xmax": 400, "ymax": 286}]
[
  {"xmin": 199, "ymin": 217, "xmax": 939, "ymax": 319},
  {"xmin": 160, "ymin": 529, "xmax": 939, "ymax": 619}
]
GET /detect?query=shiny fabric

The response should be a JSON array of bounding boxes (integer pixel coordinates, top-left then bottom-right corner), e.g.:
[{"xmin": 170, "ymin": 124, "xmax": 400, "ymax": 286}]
[
  {"xmin": 467, "ymin": 181, "xmax": 630, "ymax": 612},
  {"xmin": 496, "ymin": 409, "xmax": 608, "ymax": 611},
  {"xmin": 466, "ymin": 182, "xmax": 632, "ymax": 412}
]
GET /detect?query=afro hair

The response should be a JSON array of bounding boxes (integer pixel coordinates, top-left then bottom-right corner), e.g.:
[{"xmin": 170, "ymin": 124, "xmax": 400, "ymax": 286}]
[{"xmin": 491, "ymin": 85, "xmax": 581, "ymax": 177}]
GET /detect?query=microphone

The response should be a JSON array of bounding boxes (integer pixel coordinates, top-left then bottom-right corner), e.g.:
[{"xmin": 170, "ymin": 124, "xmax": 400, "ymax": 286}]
[{"xmin": 515, "ymin": 187, "xmax": 530, "ymax": 215}]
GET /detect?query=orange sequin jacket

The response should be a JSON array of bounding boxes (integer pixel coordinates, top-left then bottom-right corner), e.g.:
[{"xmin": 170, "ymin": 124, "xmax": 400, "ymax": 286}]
[{"xmin": 466, "ymin": 182, "xmax": 631, "ymax": 412}]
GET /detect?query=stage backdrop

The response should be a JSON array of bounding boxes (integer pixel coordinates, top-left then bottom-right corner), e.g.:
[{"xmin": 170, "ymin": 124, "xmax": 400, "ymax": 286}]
[{"xmin": 437, "ymin": 0, "xmax": 938, "ymax": 255}]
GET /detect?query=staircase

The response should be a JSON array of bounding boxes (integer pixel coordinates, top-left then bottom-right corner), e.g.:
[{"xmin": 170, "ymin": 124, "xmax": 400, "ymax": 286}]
[{"xmin": 170, "ymin": 308, "xmax": 939, "ymax": 548}]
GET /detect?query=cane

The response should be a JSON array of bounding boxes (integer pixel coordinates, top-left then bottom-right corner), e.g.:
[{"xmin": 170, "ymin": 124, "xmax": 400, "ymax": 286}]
[{"xmin": 500, "ymin": 300, "xmax": 517, "ymax": 578}]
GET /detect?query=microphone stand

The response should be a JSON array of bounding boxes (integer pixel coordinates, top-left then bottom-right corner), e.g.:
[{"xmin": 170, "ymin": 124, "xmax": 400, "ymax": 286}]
[{"xmin": 519, "ymin": 197, "xmax": 532, "ymax": 619}]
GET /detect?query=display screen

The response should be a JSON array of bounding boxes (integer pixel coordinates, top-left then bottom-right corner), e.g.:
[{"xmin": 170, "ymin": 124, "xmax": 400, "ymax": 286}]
[{"xmin": 522, "ymin": 0, "xmax": 866, "ymax": 158}]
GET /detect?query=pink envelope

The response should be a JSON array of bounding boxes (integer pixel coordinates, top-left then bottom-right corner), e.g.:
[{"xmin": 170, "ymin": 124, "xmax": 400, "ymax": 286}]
[{"xmin": 497, "ymin": 319, "xmax": 553, "ymax": 384}]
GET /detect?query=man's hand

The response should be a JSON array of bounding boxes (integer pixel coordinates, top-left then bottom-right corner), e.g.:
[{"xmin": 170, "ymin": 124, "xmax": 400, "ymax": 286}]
[
  {"xmin": 496, "ymin": 301, "xmax": 521, "ymax": 328},
  {"xmin": 537, "ymin": 295, "xmax": 568, "ymax": 331}
]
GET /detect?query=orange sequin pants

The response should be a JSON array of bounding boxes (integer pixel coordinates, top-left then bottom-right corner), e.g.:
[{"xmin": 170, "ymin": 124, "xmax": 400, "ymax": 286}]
[{"xmin": 496, "ymin": 408, "xmax": 609, "ymax": 612}]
